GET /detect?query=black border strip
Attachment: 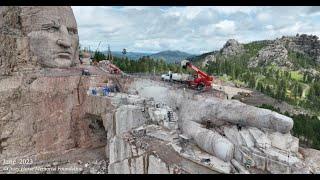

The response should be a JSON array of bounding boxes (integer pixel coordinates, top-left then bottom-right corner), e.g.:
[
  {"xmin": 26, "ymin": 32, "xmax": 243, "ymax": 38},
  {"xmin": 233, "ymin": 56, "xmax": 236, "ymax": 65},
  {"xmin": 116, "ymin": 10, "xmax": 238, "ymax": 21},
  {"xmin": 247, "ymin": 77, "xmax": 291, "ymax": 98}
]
[{"xmin": 1, "ymin": 0, "xmax": 320, "ymax": 6}]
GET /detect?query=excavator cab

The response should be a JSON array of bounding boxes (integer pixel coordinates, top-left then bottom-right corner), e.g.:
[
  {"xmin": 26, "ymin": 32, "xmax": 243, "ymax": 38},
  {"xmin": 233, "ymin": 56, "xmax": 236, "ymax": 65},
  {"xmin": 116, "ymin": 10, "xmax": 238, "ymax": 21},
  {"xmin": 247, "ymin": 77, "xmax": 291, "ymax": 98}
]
[
  {"xmin": 181, "ymin": 60, "xmax": 190, "ymax": 69},
  {"xmin": 193, "ymin": 73, "xmax": 198, "ymax": 79}
]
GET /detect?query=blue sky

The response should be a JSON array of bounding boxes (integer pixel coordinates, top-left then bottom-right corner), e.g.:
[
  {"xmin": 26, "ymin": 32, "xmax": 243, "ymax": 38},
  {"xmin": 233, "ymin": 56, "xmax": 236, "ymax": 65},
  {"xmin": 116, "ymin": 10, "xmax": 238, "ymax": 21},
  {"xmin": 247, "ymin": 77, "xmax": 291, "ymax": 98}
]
[{"xmin": 72, "ymin": 6, "xmax": 320, "ymax": 54}]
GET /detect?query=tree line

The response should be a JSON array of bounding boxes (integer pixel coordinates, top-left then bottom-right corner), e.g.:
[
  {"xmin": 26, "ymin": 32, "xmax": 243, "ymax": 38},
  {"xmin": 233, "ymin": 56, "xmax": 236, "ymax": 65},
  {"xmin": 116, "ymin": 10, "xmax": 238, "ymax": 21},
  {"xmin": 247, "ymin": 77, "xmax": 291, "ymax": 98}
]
[{"xmin": 112, "ymin": 55, "xmax": 183, "ymax": 74}]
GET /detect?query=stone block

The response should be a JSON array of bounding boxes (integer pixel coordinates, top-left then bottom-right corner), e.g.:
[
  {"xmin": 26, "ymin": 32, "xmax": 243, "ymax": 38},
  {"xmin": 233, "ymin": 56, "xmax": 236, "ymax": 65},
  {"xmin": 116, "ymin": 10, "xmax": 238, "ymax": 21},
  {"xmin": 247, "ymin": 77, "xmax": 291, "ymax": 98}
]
[
  {"xmin": 248, "ymin": 127, "xmax": 271, "ymax": 149},
  {"xmin": 148, "ymin": 155, "xmax": 170, "ymax": 174},
  {"xmin": 268, "ymin": 131, "xmax": 299, "ymax": 153},
  {"xmin": 115, "ymin": 105, "xmax": 147, "ymax": 135},
  {"xmin": 109, "ymin": 136, "xmax": 132, "ymax": 164},
  {"xmin": 108, "ymin": 159, "xmax": 130, "ymax": 174}
]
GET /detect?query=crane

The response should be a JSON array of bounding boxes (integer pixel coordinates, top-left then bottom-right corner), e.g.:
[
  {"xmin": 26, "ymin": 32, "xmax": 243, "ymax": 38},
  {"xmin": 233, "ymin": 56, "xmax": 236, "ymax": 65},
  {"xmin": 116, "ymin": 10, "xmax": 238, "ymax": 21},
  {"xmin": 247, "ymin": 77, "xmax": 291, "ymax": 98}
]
[
  {"xmin": 95, "ymin": 41, "xmax": 102, "ymax": 53},
  {"xmin": 181, "ymin": 60, "xmax": 214, "ymax": 91}
]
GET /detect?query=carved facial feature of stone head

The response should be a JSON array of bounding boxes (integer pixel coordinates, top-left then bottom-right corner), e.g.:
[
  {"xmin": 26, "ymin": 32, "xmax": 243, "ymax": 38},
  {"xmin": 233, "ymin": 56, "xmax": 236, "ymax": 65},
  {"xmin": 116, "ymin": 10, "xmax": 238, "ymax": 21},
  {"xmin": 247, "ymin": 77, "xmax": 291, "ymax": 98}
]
[{"xmin": 25, "ymin": 7, "xmax": 79, "ymax": 68}]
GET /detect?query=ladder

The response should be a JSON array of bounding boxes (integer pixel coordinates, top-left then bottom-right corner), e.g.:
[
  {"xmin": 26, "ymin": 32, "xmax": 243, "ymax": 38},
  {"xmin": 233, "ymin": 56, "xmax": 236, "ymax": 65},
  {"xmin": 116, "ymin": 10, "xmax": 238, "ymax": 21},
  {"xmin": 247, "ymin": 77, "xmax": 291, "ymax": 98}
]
[{"xmin": 167, "ymin": 110, "xmax": 175, "ymax": 122}]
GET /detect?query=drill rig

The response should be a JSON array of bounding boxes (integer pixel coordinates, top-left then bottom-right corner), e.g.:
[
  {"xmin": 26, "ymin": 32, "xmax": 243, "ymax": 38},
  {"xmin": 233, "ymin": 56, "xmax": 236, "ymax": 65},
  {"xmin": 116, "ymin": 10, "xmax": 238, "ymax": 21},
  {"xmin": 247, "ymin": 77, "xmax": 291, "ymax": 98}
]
[{"xmin": 181, "ymin": 60, "xmax": 214, "ymax": 91}]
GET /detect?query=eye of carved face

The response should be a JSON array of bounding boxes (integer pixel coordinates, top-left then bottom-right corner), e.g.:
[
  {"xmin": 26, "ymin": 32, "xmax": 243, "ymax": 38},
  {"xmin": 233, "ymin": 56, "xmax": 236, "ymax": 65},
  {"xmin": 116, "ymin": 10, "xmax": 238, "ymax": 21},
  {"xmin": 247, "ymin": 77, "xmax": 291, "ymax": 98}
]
[
  {"xmin": 67, "ymin": 27, "xmax": 78, "ymax": 35},
  {"xmin": 41, "ymin": 21, "xmax": 60, "ymax": 33}
]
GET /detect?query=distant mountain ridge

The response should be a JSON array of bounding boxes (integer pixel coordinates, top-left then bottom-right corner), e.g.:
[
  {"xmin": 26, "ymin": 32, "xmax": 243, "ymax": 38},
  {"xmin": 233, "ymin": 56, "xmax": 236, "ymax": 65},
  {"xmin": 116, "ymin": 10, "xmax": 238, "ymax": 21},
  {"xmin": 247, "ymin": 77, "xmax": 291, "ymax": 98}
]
[
  {"xmin": 150, "ymin": 50, "xmax": 196, "ymax": 63},
  {"xmin": 106, "ymin": 51, "xmax": 152, "ymax": 60},
  {"xmin": 109, "ymin": 50, "xmax": 196, "ymax": 63}
]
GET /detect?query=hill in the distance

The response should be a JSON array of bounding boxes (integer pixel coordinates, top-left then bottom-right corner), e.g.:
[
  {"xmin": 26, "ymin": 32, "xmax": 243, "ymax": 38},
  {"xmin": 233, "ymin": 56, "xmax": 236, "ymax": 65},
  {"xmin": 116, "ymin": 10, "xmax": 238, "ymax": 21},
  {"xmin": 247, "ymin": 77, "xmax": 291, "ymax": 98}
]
[
  {"xmin": 110, "ymin": 50, "xmax": 196, "ymax": 63},
  {"xmin": 150, "ymin": 50, "xmax": 196, "ymax": 64},
  {"xmin": 106, "ymin": 51, "xmax": 152, "ymax": 60},
  {"xmin": 189, "ymin": 34, "xmax": 320, "ymax": 73}
]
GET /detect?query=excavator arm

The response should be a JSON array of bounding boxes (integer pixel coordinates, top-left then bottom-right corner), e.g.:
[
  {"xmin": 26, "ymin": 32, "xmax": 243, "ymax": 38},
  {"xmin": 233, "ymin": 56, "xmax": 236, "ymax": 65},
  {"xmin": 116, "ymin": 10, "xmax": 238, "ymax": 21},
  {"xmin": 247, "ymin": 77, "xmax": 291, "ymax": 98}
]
[{"xmin": 186, "ymin": 62, "xmax": 213, "ymax": 81}]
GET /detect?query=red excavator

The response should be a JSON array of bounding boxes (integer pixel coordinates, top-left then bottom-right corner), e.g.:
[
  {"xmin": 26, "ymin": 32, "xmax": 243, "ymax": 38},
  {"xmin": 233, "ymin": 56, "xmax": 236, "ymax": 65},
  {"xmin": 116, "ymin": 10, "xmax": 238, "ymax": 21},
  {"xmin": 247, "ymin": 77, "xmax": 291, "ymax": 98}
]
[
  {"xmin": 108, "ymin": 63, "xmax": 122, "ymax": 74},
  {"xmin": 181, "ymin": 60, "xmax": 214, "ymax": 91}
]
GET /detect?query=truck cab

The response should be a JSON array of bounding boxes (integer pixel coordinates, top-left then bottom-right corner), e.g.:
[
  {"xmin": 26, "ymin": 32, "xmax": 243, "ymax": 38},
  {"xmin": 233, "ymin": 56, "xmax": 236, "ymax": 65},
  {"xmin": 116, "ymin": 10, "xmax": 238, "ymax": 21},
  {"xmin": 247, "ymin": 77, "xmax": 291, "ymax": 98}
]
[
  {"xmin": 161, "ymin": 71, "xmax": 187, "ymax": 82},
  {"xmin": 161, "ymin": 73, "xmax": 171, "ymax": 81}
]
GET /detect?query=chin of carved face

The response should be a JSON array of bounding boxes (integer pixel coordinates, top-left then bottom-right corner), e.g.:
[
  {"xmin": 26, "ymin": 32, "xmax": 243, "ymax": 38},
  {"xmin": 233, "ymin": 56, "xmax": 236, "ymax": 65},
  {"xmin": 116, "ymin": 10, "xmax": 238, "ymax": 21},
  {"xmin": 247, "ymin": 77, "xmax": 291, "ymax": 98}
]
[
  {"xmin": 53, "ymin": 58, "xmax": 72, "ymax": 68},
  {"xmin": 52, "ymin": 50, "xmax": 74, "ymax": 67}
]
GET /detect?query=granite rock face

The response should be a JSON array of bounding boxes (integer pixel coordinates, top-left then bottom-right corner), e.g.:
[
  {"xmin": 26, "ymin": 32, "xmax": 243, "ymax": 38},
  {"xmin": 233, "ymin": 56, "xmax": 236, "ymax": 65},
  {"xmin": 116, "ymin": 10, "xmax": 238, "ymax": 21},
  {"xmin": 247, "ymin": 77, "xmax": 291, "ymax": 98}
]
[
  {"xmin": 0, "ymin": 6, "xmax": 109, "ymax": 161},
  {"xmin": 0, "ymin": 72, "xmax": 120, "ymax": 160},
  {"xmin": 0, "ymin": 6, "xmax": 79, "ymax": 75},
  {"xmin": 203, "ymin": 34, "xmax": 320, "ymax": 69},
  {"xmin": 283, "ymin": 34, "xmax": 320, "ymax": 65},
  {"xmin": 249, "ymin": 42, "xmax": 290, "ymax": 68},
  {"xmin": 249, "ymin": 34, "xmax": 320, "ymax": 68},
  {"xmin": 220, "ymin": 39, "xmax": 245, "ymax": 57},
  {"xmin": 202, "ymin": 55, "xmax": 216, "ymax": 67}
]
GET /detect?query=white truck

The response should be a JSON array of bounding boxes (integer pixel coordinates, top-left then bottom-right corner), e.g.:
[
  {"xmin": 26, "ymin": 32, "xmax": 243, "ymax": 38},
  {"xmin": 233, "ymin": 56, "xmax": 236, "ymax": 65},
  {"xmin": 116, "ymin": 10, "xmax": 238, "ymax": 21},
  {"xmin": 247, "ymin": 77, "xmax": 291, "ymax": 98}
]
[{"xmin": 161, "ymin": 71, "xmax": 190, "ymax": 82}]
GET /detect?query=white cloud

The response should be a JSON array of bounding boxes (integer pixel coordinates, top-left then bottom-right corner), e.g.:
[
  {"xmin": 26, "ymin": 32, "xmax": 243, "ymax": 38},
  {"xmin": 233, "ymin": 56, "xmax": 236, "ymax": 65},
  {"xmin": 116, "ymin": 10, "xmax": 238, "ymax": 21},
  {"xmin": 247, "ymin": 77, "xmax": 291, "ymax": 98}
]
[
  {"xmin": 165, "ymin": 7, "xmax": 196, "ymax": 19},
  {"xmin": 210, "ymin": 6, "xmax": 257, "ymax": 14},
  {"xmin": 203, "ymin": 20, "xmax": 237, "ymax": 37},
  {"xmin": 72, "ymin": 6, "xmax": 320, "ymax": 54},
  {"xmin": 215, "ymin": 20, "xmax": 236, "ymax": 35},
  {"xmin": 257, "ymin": 13, "xmax": 271, "ymax": 22},
  {"xmin": 265, "ymin": 25, "xmax": 274, "ymax": 30},
  {"xmin": 278, "ymin": 22, "xmax": 309, "ymax": 35},
  {"xmin": 121, "ymin": 6, "xmax": 150, "ymax": 11}
]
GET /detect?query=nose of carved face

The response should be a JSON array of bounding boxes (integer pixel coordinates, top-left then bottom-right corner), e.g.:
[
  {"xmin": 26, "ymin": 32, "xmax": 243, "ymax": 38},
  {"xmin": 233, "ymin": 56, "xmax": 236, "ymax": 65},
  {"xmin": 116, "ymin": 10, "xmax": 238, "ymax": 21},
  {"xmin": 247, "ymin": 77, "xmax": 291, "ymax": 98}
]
[
  {"xmin": 57, "ymin": 25, "xmax": 72, "ymax": 48},
  {"xmin": 56, "ymin": 39, "xmax": 71, "ymax": 48},
  {"xmin": 54, "ymin": 26, "xmax": 74, "ymax": 65}
]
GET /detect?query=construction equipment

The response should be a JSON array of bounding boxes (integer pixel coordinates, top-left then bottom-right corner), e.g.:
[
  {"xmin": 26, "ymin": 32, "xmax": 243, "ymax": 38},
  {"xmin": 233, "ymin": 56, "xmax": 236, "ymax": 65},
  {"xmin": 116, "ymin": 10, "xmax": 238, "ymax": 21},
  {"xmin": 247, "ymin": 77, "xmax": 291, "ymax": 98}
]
[
  {"xmin": 98, "ymin": 60, "xmax": 122, "ymax": 75},
  {"xmin": 81, "ymin": 69, "xmax": 91, "ymax": 76},
  {"xmin": 181, "ymin": 60, "xmax": 214, "ymax": 91},
  {"xmin": 108, "ymin": 63, "xmax": 122, "ymax": 74},
  {"xmin": 161, "ymin": 71, "xmax": 190, "ymax": 82}
]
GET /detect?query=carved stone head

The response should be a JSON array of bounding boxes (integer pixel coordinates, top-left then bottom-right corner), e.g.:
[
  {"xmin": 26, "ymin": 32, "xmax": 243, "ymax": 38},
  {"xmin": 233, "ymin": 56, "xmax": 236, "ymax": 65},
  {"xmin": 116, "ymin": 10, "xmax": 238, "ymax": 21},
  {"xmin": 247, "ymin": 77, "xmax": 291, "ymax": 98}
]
[{"xmin": 21, "ymin": 6, "xmax": 79, "ymax": 68}]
